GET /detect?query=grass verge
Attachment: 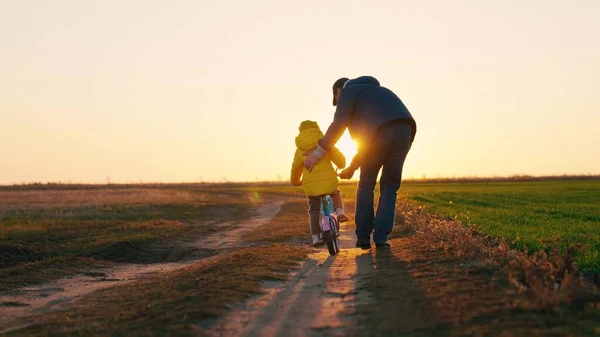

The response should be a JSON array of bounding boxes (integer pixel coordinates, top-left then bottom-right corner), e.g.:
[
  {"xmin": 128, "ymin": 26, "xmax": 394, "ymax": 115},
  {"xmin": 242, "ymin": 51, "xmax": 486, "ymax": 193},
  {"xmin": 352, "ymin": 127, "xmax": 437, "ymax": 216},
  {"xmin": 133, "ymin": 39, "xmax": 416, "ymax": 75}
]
[
  {"xmin": 243, "ymin": 200, "xmax": 311, "ymax": 244},
  {"xmin": 351, "ymin": 197, "xmax": 600, "ymax": 335},
  {"xmin": 9, "ymin": 244, "xmax": 309, "ymax": 336},
  {"xmin": 1, "ymin": 187, "xmax": 254, "ymax": 291}
]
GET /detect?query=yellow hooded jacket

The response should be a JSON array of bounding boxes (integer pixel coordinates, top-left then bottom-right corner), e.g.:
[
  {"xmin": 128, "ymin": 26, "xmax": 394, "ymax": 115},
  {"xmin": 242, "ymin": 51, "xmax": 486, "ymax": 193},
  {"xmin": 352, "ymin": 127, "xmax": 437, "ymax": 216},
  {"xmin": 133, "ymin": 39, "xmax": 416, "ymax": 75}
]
[{"xmin": 290, "ymin": 121, "xmax": 346, "ymax": 196}]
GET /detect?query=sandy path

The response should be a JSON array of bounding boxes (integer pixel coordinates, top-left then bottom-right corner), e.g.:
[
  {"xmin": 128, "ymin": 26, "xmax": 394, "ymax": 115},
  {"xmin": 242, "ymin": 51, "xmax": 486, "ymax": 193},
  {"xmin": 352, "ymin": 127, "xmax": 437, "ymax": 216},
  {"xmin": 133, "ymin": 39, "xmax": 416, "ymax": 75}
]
[
  {"xmin": 200, "ymin": 221, "xmax": 374, "ymax": 337},
  {"xmin": 0, "ymin": 201, "xmax": 283, "ymax": 326}
]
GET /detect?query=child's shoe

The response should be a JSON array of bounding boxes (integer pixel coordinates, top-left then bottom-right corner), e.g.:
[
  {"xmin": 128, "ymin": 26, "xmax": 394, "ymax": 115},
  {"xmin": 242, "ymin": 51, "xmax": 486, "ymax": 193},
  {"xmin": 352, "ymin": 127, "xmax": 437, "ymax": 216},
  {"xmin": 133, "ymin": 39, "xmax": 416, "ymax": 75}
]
[
  {"xmin": 312, "ymin": 234, "xmax": 323, "ymax": 246},
  {"xmin": 336, "ymin": 208, "xmax": 349, "ymax": 222}
]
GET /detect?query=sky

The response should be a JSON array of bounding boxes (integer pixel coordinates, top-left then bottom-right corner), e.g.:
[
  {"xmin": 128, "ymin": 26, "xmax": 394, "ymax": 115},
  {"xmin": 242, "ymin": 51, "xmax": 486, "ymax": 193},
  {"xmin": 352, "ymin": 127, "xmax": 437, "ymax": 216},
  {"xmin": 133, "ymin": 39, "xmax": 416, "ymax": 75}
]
[{"xmin": 1, "ymin": 0, "xmax": 599, "ymax": 184}]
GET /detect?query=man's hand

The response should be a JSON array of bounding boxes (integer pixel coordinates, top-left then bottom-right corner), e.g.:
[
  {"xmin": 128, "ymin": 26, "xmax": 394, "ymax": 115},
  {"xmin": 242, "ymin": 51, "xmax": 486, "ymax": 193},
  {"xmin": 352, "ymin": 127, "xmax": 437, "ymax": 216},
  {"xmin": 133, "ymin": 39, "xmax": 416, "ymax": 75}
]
[
  {"xmin": 303, "ymin": 152, "xmax": 320, "ymax": 172},
  {"xmin": 338, "ymin": 167, "xmax": 357, "ymax": 180},
  {"xmin": 303, "ymin": 145, "xmax": 327, "ymax": 171}
]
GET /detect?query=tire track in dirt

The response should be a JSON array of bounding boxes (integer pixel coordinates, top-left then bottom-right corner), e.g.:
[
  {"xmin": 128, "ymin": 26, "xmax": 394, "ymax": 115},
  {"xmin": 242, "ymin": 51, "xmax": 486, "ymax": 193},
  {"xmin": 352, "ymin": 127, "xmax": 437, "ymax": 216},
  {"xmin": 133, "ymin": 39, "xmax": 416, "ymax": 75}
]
[
  {"xmin": 200, "ymin": 222, "xmax": 374, "ymax": 337},
  {"xmin": 0, "ymin": 201, "xmax": 284, "ymax": 327}
]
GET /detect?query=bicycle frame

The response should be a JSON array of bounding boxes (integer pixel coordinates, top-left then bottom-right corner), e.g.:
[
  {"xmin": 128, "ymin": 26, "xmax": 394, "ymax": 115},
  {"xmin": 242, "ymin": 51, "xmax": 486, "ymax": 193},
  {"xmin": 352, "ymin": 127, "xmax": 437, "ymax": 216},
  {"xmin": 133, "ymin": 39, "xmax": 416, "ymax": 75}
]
[
  {"xmin": 320, "ymin": 194, "xmax": 340, "ymax": 255},
  {"xmin": 320, "ymin": 195, "xmax": 339, "ymax": 236}
]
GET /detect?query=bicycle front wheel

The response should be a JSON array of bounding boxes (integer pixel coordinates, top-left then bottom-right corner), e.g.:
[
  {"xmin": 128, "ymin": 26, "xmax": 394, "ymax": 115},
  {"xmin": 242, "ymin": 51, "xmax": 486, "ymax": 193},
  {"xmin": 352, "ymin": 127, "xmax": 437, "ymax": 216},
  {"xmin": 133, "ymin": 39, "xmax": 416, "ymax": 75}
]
[{"xmin": 322, "ymin": 230, "xmax": 337, "ymax": 255}]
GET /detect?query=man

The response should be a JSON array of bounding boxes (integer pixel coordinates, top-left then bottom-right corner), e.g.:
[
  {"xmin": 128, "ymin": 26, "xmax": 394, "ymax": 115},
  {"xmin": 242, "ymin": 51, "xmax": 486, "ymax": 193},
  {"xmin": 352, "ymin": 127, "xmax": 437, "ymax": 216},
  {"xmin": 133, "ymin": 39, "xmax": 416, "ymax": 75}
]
[{"xmin": 304, "ymin": 76, "xmax": 417, "ymax": 249}]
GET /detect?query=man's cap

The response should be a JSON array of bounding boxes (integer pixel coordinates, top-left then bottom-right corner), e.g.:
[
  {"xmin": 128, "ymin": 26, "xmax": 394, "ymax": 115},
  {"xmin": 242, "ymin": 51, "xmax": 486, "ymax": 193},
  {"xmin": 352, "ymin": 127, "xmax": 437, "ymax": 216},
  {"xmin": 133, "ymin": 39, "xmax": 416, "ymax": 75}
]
[{"xmin": 332, "ymin": 77, "xmax": 349, "ymax": 106}]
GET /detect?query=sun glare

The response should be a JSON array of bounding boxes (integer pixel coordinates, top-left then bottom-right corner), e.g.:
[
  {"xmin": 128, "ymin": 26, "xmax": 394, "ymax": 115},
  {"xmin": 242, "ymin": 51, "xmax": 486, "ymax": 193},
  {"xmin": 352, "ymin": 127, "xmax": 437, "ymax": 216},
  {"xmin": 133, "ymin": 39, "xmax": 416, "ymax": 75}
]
[{"xmin": 335, "ymin": 132, "xmax": 358, "ymax": 166}]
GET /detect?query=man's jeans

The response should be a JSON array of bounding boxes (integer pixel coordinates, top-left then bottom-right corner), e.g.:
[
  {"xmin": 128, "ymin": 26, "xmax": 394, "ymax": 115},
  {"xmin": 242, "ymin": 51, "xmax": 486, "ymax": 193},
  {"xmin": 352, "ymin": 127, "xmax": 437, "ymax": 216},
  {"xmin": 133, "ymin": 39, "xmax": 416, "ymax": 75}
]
[{"xmin": 355, "ymin": 121, "xmax": 413, "ymax": 244}]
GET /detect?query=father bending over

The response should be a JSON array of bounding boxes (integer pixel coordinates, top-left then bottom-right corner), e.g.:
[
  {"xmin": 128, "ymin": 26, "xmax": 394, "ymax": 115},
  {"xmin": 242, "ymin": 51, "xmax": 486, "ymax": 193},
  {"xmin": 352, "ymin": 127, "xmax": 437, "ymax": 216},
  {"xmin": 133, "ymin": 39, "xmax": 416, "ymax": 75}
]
[{"xmin": 304, "ymin": 76, "xmax": 417, "ymax": 249}]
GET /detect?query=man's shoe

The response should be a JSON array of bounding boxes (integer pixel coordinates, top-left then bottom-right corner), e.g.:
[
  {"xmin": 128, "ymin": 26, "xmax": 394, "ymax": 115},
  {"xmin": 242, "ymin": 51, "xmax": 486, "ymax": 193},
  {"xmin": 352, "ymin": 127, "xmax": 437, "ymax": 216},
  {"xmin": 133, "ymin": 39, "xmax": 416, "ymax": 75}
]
[
  {"xmin": 337, "ymin": 213, "xmax": 349, "ymax": 223},
  {"xmin": 355, "ymin": 239, "xmax": 371, "ymax": 250},
  {"xmin": 375, "ymin": 241, "xmax": 391, "ymax": 248}
]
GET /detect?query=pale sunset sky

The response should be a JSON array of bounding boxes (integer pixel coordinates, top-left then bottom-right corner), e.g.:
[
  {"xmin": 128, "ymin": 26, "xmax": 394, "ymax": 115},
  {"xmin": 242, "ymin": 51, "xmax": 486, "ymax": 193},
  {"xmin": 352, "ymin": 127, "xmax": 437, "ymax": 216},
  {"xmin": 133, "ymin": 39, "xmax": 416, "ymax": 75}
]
[{"xmin": 1, "ymin": 0, "xmax": 599, "ymax": 184}]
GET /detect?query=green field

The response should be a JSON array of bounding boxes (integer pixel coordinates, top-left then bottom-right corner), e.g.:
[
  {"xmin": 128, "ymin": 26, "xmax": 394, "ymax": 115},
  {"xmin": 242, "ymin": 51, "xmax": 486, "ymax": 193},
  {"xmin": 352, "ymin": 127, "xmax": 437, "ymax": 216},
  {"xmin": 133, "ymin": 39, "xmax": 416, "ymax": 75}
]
[{"xmin": 396, "ymin": 179, "xmax": 600, "ymax": 271}]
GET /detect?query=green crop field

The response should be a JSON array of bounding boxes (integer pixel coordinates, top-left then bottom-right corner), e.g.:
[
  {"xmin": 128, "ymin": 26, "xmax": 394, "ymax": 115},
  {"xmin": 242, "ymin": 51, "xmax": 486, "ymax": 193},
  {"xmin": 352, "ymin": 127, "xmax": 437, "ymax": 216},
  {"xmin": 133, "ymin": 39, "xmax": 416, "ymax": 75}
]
[{"xmin": 397, "ymin": 179, "xmax": 600, "ymax": 271}]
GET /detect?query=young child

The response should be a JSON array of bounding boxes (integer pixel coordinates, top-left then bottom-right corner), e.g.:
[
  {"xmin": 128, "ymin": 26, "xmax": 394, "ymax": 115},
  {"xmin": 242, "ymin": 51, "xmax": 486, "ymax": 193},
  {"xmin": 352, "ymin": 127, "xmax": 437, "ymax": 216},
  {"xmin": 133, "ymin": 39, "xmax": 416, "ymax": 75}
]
[{"xmin": 290, "ymin": 120, "xmax": 349, "ymax": 246}]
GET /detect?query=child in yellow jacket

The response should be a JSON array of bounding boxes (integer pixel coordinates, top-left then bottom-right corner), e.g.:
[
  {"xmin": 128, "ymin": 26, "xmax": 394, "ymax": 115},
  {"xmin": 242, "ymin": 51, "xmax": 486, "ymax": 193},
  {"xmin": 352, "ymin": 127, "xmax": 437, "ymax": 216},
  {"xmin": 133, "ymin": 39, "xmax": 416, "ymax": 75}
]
[{"xmin": 290, "ymin": 120, "xmax": 349, "ymax": 246}]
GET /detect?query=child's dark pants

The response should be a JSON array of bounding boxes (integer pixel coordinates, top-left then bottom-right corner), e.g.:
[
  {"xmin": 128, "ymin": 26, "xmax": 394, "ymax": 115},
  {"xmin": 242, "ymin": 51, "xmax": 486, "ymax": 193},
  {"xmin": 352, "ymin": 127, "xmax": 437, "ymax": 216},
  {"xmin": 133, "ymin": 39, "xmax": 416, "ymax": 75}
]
[{"xmin": 307, "ymin": 189, "xmax": 344, "ymax": 234}]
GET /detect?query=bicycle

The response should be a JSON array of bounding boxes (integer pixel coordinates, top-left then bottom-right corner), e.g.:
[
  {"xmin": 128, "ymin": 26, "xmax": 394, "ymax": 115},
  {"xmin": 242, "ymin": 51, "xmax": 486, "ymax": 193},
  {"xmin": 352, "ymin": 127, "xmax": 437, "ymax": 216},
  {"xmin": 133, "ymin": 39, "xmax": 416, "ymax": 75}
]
[{"xmin": 319, "ymin": 194, "xmax": 340, "ymax": 255}]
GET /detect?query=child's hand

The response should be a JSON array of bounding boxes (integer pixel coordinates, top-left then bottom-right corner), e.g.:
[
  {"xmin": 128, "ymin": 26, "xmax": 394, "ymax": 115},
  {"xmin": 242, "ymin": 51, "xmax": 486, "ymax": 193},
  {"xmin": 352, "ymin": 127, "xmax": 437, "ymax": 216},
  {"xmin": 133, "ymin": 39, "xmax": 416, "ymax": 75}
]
[
  {"xmin": 293, "ymin": 180, "xmax": 303, "ymax": 186},
  {"xmin": 338, "ymin": 167, "xmax": 356, "ymax": 180}
]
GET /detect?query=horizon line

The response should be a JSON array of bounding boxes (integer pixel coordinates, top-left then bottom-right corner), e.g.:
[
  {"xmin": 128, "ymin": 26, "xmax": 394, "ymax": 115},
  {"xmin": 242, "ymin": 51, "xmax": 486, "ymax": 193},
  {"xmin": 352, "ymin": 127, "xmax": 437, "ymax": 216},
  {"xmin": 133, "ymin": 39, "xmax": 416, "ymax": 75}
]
[{"xmin": 2, "ymin": 174, "xmax": 600, "ymax": 189}]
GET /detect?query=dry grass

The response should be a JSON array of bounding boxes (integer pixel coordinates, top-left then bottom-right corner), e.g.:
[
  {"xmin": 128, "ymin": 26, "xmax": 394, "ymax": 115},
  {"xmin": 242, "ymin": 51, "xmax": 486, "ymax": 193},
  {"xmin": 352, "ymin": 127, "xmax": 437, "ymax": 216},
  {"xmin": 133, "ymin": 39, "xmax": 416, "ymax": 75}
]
[
  {"xmin": 0, "ymin": 188, "xmax": 207, "ymax": 210},
  {"xmin": 0, "ymin": 187, "xmax": 255, "ymax": 291},
  {"xmin": 0, "ymin": 187, "xmax": 257, "ymax": 222},
  {"xmin": 393, "ymin": 198, "xmax": 600, "ymax": 309},
  {"xmin": 243, "ymin": 200, "xmax": 311, "ymax": 244},
  {"xmin": 351, "ymin": 197, "xmax": 600, "ymax": 335},
  {"xmin": 353, "ymin": 235, "xmax": 600, "ymax": 336},
  {"xmin": 9, "ymin": 244, "xmax": 309, "ymax": 337},
  {"xmin": 1, "ymin": 185, "xmax": 315, "ymax": 336}
]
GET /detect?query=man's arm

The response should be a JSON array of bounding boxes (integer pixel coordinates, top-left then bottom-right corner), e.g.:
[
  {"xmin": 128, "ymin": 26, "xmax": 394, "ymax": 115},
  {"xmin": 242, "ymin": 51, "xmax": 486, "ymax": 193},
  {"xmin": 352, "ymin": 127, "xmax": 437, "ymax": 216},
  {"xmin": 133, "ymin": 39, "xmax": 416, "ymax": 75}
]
[
  {"xmin": 304, "ymin": 91, "xmax": 355, "ymax": 171},
  {"xmin": 329, "ymin": 147, "xmax": 346, "ymax": 169},
  {"xmin": 349, "ymin": 150, "xmax": 365, "ymax": 170},
  {"xmin": 318, "ymin": 92, "xmax": 354, "ymax": 152},
  {"xmin": 338, "ymin": 146, "xmax": 367, "ymax": 180}
]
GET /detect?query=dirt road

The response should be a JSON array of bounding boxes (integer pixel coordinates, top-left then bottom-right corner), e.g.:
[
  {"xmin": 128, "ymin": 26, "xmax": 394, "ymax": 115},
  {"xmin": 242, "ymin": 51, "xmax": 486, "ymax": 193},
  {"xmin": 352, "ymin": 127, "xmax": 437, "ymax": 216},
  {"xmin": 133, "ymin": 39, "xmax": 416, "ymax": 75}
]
[{"xmin": 201, "ymin": 222, "xmax": 373, "ymax": 336}]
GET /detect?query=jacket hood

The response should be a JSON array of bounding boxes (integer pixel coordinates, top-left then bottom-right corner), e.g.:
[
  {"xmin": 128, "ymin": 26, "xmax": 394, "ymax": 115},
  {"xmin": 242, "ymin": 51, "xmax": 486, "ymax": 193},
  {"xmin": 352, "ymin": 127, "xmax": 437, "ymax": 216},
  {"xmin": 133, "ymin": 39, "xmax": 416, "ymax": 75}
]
[
  {"xmin": 295, "ymin": 127, "xmax": 323, "ymax": 151},
  {"xmin": 346, "ymin": 76, "xmax": 380, "ymax": 87},
  {"xmin": 298, "ymin": 120, "xmax": 319, "ymax": 132}
]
